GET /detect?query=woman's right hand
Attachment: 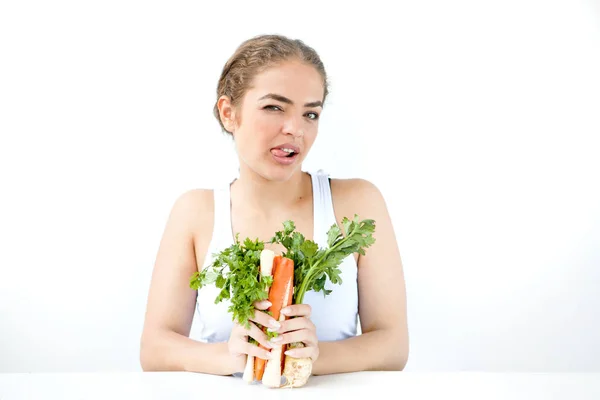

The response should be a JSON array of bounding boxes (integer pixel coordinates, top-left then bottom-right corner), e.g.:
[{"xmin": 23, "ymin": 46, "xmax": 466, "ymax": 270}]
[{"xmin": 227, "ymin": 300, "xmax": 278, "ymax": 373}]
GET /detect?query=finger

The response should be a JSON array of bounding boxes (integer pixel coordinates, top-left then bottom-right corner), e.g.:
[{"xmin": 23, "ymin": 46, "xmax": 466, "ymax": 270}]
[
  {"xmin": 284, "ymin": 345, "xmax": 318, "ymax": 361},
  {"xmin": 248, "ymin": 301, "xmax": 281, "ymax": 331},
  {"xmin": 249, "ymin": 309, "xmax": 281, "ymax": 332},
  {"xmin": 246, "ymin": 322, "xmax": 275, "ymax": 349},
  {"xmin": 243, "ymin": 342, "xmax": 273, "ymax": 361},
  {"xmin": 280, "ymin": 303, "xmax": 312, "ymax": 318},
  {"xmin": 274, "ymin": 316, "xmax": 315, "ymax": 334},
  {"xmin": 253, "ymin": 300, "xmax": 272, "ymax": 310},
  {"xmin": 269, "ymin": 329, "xmax": 317, "ymax": 347},
  {"xmin": 232, "ymin": 321, "xmax": 273, "ymax": 349},
  {"xmin": 232, "ymin": 320, "xmax": 257, "ymax": 338}
]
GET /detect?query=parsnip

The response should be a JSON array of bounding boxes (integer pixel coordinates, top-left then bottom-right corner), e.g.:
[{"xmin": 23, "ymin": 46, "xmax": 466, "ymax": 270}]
[
  {"xmin": 242, "ymin": 249, "xmax": 275, "ymax": 383},
  {"xmin": 259, "ymin": 249, "xmax": 275, "ymax": 278},
  {"xmin": 261, "ymin": 279, "xmax": 292, "ymax": 388},
  {"xmin": 242, "ymin": 355, "xmax": 254, "ymax": 383}
]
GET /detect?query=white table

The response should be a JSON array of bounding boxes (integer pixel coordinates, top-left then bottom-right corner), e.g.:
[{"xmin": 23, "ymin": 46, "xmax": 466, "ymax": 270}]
[{"xmin": 1, "ymin": 371, "xmax": 599, "ymax": 399}]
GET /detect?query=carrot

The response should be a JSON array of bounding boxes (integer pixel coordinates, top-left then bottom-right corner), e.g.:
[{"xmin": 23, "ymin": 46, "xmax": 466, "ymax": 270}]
[
  {"xmin": 245, "ymin": 253, "xmax": 295, "ymax": 385},
  {"xmin": 254, "ymin": 343, "xmax": 268, "ymax": 381},
  {"xmin": 254, "ymin": 255, "xmax": 284, "ymax": 381},
  {"xmin": 251, "ymin": 250, "xmax": 276, "ymax": 382},
  {"xmin": 269, "ymin": 256, "xmax": 294, "ymax": 320},
  {"xmin": 260, "ymin": 256, "xmax": 294, "ymax": 388}
]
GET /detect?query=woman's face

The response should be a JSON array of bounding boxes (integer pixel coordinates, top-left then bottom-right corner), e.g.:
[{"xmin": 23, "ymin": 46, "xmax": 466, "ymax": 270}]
[{"xmin": 221, "ymin": 60, "xmax": 324, "ymax": 182}]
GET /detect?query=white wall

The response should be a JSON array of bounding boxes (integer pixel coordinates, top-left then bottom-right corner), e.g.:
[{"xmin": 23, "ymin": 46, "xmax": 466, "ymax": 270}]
[{"xmin": 1, "ymin": 0, "xmax": 599, "ymax": 373}]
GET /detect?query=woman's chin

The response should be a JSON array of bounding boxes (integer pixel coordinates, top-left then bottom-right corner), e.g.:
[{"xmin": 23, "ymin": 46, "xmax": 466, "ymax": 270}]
[
  {"xmin": 239, "ymin": 155, "xmax": 304, "ymax": 182},
  {"xmin": 261, "ymin": 164, "xmax": 302, "ymax": 182}
]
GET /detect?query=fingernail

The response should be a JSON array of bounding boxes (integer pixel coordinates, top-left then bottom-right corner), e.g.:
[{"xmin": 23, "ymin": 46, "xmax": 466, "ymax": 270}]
[
  {"xmin": 269, "ymin": 320, "xmax": 281, "ymax": 329},
  {"xmin": 284, "ymin": 350, "xmax": 296, "ymax": 357},
  {"xmin": 281, "ymin": 307, "xmax": 290, "ymax": 315},
  {"xmin": 270, "ymin": 336, "xmax": 282, "ymax": 343}
]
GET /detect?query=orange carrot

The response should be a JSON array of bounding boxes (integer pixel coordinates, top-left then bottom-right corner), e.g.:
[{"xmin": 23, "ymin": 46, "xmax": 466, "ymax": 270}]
[
  {"xmin": 254, "ymin": 255, "xmax": 295, "ymax": 381},
  {"xmin": 269, "ymin": 256, "xmax": 292, "ymax": 320},
  {"xmin": 254, "ymin": 343, "xmax": 268, "ymax": 381},
  {"xmin": 255, "ymin": 256, "xmax": 277, "ymax": 381}
]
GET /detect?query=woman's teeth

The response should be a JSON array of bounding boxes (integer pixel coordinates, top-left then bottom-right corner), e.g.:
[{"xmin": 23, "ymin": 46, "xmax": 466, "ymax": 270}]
[{"xmin": 271, "ymin": 148, "xmax": 297, "ymax": 159}]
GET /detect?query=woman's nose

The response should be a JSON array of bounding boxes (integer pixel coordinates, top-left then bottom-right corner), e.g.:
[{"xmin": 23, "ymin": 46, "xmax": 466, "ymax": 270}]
[{"xmin": 283, "ymin": 115, "xmax": 304, "ymax": 137}]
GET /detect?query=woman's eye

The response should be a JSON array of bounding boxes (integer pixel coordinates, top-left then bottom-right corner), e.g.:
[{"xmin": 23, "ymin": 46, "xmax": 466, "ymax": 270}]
[{"xmin": 263, "ymin": 105, "xmax": 318, "ymax": 120}]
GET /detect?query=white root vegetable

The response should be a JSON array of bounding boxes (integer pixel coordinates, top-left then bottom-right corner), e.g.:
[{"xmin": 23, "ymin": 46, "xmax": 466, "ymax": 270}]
[
  {"xmin": 261, "ymin": 279, "xmax": 292, "ymax": 388},
  {"xmin": 259, "ymin": 249, "xmax": 275, "ymax": 278},
  {"xmin": 242, "ymin": 355, "xmax": 254, "ymax": 383},
  {"xmin": 242, "ymin": 249, "xmax": 275, "ymax": 384}
]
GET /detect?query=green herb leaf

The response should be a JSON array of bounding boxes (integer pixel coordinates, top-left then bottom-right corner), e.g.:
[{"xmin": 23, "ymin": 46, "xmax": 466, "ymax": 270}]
[
  {"xmin": 188, "ymin": 236, "xmax": 271, "ymax": 329},
  {"xmin": 270, "ymin": 214, "xmax": 376, "ymax": 304},
  {"xmin": 327, "ymin": 223, "xmax": 342, "ymax": 247},
  {"xmin": 299, "ymin": 240, "xmax": 318, "ymax": 259}
]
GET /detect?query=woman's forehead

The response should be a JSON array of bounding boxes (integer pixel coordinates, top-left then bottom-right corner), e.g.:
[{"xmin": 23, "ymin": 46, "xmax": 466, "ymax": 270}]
[{"xmin": 247, "ymin": 62, "xmax": 324, "ymax": 102}]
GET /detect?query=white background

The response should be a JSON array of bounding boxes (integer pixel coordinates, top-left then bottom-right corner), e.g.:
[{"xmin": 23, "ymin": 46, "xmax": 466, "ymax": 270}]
[{"xmin": 1, "ymin": 0, "xmax": 599, "ymax": 373}]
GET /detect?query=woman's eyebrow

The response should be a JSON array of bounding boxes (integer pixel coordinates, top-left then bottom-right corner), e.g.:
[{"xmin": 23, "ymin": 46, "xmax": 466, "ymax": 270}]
[{"xmin": 258, "ymin": 93, "xmax": 323, "ymax": 108}]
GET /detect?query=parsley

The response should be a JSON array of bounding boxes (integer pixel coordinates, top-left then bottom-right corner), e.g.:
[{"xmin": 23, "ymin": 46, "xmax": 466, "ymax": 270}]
[{"xmin": 189, "ymin": 234, "xmax": 272, "ymax": 329}]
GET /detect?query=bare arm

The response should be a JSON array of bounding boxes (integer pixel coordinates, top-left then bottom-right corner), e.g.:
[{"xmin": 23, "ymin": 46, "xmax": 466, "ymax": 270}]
[
  {"xmin": 312, "ymin": 179, "xmax": 409, "ymax": 375},
  {"xmin": 139, "ymin": 189, "xmax": 237, "ymax": 375}
]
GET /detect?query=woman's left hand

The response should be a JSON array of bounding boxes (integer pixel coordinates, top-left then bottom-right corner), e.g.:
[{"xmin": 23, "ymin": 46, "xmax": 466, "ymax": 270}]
[{"xmin": 268, "ymin": 303, "xmax": 319, "ymax": 362}]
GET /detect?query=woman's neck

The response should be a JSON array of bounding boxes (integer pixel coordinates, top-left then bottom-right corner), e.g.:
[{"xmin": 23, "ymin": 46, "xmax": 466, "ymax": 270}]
[{"xmin": 231, "ymin": 166, "xmax": 311, "ymax": 215}]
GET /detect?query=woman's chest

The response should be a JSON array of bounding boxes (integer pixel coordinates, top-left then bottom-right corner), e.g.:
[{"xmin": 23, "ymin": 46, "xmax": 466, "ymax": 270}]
[{"xmin": 230, "ymin": 202, "xmax": 315, "ymax": 254}]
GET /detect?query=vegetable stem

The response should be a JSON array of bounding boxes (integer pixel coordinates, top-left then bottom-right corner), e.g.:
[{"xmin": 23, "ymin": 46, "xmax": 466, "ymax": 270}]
[{"xmin": 293, "ymin": 222, "xmax": 361, "ymax": 304}]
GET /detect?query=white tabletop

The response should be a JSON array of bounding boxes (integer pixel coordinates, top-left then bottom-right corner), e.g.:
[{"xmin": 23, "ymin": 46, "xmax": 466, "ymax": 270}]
[{"xmin": 1, "ymin": 371, "xmax": 599, "ymax": 399}]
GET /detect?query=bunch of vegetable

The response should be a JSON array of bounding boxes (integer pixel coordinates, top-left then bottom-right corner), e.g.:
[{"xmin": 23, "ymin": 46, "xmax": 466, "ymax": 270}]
[{"xmin": 189, "ymin": 214, "xmax": 376, "ymax": 388}]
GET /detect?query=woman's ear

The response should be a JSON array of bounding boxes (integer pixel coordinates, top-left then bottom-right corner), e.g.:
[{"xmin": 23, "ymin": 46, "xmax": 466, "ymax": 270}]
[{"xmin": 217, "ymin": 95, "xmax": 236, "ymax": 134}]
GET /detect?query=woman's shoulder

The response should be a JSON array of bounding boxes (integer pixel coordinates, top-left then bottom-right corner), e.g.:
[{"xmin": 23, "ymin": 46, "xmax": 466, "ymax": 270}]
[
  {"xmin": 329, "ymin": 176, "xmax": 388, "ymax": 220},
  {"xmin": 166, "ymin": 188, "xmax": 217, "ymax": 266},
  {"xmin": 165, "ymin": 188, "xmax": 215, "ymax": 235},
  {"xmin": 170, "ymin": 188, "xmax": 214, "ymax": 214}
]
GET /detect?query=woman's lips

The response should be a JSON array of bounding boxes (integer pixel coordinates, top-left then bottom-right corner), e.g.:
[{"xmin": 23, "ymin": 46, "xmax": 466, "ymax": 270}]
[
  {"xmin": 270, "ymin": 149, "xmax": 299, "ymax": 165},
  {"xmin": 271, "ymin": 148, "xmax": 293, "ymax": 157}
]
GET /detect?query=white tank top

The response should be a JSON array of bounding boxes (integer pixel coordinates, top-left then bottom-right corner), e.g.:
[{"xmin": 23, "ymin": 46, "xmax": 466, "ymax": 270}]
[{"xmin": 190, "ymin": 169, "xmax": 360, "ymax": 343}]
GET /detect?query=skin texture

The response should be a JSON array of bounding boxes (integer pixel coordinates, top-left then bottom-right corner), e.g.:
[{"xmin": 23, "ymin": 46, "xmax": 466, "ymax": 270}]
[{"xmin": 139, "ymin": 59, "xmax": 409, "ymax": 376}]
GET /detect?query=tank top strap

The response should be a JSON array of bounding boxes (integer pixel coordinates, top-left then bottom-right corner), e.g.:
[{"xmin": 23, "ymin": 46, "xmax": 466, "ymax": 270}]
[{"xmin": 310, "ymin": 169, "xmax": 337, "ymax": 248}]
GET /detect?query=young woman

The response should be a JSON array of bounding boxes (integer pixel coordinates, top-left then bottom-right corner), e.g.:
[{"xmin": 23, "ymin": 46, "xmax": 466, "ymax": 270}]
[{"xmin": 140, "ymin": 34, "xmax": 409, "ymax": 377}]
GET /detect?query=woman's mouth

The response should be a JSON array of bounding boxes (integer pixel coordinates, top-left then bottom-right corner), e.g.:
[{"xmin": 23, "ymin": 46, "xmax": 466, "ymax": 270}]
[
  {"xmin": 271, "ymin": 148, "xmax": 299, "ymax": 165},
  {"xmin": 271, "ymin": 148, "xmax": 296, "ymax": 157}
]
